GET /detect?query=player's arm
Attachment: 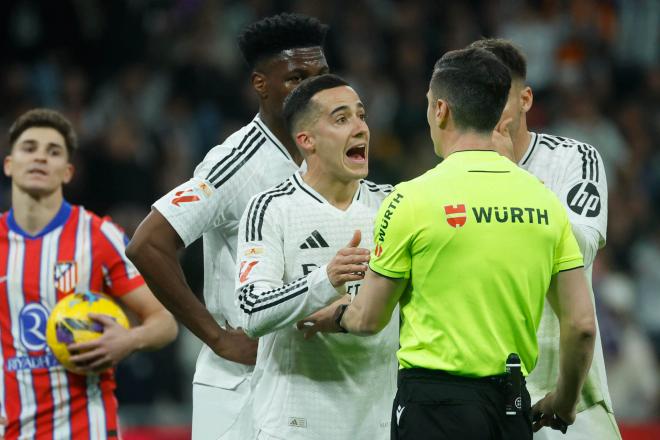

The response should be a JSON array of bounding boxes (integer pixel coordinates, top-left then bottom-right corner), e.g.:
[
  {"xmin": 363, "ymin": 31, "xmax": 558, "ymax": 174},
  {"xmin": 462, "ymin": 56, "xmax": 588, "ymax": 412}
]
[
  {"xmin": 69, "ymin": 284, "xmax": 178, "ymax": 372},
  {"xmin": 558, "ymin": 144, "xmax": 608, "ymax": 261},
  {"xmin": 236, "ymin": 196, "xmax": 369, "ymax": 338},
  {"xmin": 127, "ymin": 209, "xmax": 257, "ymax": 365},
  {"xmin": 337, "ymin": 269, "xmax": 406, "ymax": 335},
  {"xmin": 532, "ymin": 218, "xmax": 596, "ymax": 432}
]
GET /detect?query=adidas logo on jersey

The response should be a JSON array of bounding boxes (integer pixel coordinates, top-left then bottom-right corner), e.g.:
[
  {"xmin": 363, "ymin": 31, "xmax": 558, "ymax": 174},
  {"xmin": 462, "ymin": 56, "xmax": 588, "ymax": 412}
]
[{"xmin": 300, "ymin": 230, "xmax": 329, "ymax": 249}]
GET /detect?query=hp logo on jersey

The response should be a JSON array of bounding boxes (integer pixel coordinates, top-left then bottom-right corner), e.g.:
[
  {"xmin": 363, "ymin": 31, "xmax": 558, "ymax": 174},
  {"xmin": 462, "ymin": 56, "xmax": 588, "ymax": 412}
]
[
  {"xmin": 19, "ymin": 303, "xmax": 50, "ymax": 351},
  {"xmin": 567, "ymin": 182, "xmax": 601, "ymax": 217}
]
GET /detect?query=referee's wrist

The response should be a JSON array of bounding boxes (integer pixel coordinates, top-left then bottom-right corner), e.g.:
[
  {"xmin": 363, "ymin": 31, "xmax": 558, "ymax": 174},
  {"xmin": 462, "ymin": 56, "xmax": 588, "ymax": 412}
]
[{"xmin": 333, "ymin": 304, "xmax": 349, "ymax": 333}]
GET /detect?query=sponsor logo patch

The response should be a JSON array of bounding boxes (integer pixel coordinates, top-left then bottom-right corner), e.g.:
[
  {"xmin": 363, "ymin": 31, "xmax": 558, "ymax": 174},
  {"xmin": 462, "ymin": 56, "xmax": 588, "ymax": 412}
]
[
  {"xmin": 288, "ymin": 417, "xmax": 307, "ymax": 428},
  {"xmin": 170, "ymin": 180, "xmax": 214, "ymax": 207},
  {"xmin": 239, "ymin": 260, "xmax": 259, "ymax": 283},
  {"xmin": 19, "ymin": 303, "xmax": 50, "ymax": 351},
  {"xmin": 444, "ymin": 204, "xmax": 467, "ymax": 228},
  {"xmin": 567, "ymin": 182, "xmax": 601, "ymax": 217}
]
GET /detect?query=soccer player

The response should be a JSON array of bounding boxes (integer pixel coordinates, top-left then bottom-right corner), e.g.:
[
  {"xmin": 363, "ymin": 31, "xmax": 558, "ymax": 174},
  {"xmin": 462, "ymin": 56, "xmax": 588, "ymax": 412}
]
[
  {"xmin": 0, "ymin": 108, "xmax": 177, "ymax": 440},
  {"xmin": 125, "ymin": 13, "xmax": 330, "ymax": 440},
  {"xmin": 235, "ymin": 74, "xmax": 397, "ymax": 440},
  {"xmin": 468, "ymin": 37, "xmax": 620, "ymax": 439},
  {"xmin": 312, "ymin": 48, "xmax": 597, "ymax": 440}
]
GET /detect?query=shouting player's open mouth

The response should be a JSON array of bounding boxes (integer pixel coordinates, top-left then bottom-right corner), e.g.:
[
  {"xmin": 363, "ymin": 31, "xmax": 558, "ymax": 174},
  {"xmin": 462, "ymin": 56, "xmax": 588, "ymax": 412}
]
[{"xmin": 345, "ymin": 143, "xmax": 367, "ymax": 164}]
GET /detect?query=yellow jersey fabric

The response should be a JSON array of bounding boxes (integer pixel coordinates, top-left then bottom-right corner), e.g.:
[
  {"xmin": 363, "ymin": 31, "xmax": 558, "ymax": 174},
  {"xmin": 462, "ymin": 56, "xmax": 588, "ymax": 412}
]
[{"xmin": 369, "ymin": 151, "xmax": 583, "ymax": 377}]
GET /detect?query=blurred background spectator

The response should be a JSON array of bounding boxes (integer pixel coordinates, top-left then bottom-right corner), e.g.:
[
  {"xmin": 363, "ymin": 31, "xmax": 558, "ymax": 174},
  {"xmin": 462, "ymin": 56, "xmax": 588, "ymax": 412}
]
[{"xmin": 1, "ymin": 0, "xmax": 657, "ymax": 432}]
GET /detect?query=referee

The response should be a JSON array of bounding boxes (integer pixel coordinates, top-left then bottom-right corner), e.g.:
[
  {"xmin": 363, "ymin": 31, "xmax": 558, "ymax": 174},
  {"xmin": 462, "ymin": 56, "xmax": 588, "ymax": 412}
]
[{"xmin": 328, "ymin": 48, "xmax": 596, "ymax": 439}]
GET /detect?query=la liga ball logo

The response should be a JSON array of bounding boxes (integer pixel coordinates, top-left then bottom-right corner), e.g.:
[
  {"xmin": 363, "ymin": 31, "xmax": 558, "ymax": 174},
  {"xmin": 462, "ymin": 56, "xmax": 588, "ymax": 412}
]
[
  {"xmin": 444, "ymin": 204, "xmax": 467, "ymax": 228},
  {"xmin": 374, "ymin": 243, "xmax": 383, "ymax": 257}
]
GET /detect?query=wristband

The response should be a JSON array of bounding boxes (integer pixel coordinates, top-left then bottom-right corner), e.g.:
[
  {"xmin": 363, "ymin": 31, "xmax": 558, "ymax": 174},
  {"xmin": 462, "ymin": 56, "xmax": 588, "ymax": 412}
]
[{"xmin": 333, "ymin": 304, "xmax": 349, "ymax": 333}]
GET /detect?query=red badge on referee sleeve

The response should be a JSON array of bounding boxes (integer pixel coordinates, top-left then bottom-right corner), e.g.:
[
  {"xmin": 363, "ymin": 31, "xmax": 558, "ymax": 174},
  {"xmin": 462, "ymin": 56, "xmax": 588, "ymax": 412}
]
[{"xmin": 444, "ymin": 204, "xmax": 467, "ymax": 228}]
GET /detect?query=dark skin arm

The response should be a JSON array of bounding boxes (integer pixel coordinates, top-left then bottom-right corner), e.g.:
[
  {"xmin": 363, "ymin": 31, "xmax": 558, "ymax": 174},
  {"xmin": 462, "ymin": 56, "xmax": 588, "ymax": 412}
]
[{"xmin": 125, "ymin": 209, "xmax": 257, "ymax": 365}]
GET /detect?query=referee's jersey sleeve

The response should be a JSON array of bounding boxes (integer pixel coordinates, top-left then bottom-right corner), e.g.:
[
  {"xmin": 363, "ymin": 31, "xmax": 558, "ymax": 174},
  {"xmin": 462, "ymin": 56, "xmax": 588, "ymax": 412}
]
[
  {"xmin": 553, "ymin": 207, "xmax": 585, "ymax": 274},
  {"xmin": 369, "ymin": 187, "xmax": 413, "ymax": 279}
]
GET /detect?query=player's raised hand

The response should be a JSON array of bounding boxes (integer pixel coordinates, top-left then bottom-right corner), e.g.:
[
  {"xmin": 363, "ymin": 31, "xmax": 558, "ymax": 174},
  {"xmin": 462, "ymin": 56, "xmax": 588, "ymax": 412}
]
[
  {"xmin": 296, "ymin": 295, "xmax": 352, "ymax": 339},
  {"xmin": 327, "ymin": 230, "xmax": 370, "ymax": 288},
  {"xmin": 492, "ymin": 117, "xmax": 515, "ymax": 160},
  {"xmin": 68, "ymin": 313, "xmax": 135, "ymax": 373},
  {"xmin": 210, "ymin": 322, "xmax": 258, "ymax": 366}
]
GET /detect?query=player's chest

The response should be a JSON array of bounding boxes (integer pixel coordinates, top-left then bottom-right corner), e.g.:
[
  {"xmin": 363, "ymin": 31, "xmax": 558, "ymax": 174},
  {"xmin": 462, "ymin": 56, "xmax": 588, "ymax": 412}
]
[
  {"xmin": 0, "ymin": 236, "xmax": 103, "ymax": 301},
  {"xmin": 281, "ymin": 206, "xmax": 376, "ymax": 280}
]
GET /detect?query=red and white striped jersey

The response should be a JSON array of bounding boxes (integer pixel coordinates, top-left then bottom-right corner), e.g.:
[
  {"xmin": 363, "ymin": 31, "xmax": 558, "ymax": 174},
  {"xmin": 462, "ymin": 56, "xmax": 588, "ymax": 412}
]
[{"xmin": 0, "ymin": 201, "xmax": 144, "ymax": 440}]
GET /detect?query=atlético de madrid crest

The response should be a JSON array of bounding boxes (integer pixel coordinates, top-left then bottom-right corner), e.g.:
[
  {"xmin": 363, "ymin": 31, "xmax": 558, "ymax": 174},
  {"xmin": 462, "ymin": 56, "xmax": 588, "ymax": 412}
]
[{"xmin": 54, "ymin": 261, "xmax": 78, "ymax": 295}]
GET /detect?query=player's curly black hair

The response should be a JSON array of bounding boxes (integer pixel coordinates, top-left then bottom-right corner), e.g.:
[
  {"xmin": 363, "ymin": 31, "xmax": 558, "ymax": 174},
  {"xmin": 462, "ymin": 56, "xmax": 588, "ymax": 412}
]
[
  {"xmin": 467, "ymin": 38, "xmax": 527, "ymax": 80},
  {"xmin": 238, "ymin": 13, "xmax": 329, "ymax": 68}
]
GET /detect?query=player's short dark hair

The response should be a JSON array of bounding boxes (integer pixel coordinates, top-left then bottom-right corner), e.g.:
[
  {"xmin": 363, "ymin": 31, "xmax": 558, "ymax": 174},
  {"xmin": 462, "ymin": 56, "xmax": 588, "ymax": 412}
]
[
  {"xmin": 8, "ymin": 108, "xmax": 77, "ymax": 157},
  {"xmin": 238, "ymin": 13, "xmax": 329, "ymax": 68},
  {"xmin": 283, "ymin": 74, "xmax": 349, "ymax": 135},
  {"xmin": 467, "ymin": 38, "xmax": 527, "ymax": 80},
  {"xmin": 430, "ymin": 48, "xmax": 511, "ymax": 133}
]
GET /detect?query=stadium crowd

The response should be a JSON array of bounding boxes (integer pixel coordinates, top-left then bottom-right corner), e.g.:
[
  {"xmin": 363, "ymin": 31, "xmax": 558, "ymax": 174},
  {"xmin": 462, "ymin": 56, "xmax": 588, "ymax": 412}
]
[{"xmin": 0, "ymin": 0, "xmax": 657, "ymax": 427}]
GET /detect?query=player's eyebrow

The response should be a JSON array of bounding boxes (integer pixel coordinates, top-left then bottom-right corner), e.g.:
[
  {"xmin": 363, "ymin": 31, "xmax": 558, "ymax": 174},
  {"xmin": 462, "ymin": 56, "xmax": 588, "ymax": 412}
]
[{"xmin": 330, "ymin": 102, "xmax": 364, "ymax": 116}]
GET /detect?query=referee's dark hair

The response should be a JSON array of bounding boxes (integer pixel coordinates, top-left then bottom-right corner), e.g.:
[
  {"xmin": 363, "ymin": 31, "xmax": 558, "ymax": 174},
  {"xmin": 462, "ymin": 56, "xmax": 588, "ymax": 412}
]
[
  {"xmin": 430, "ymin": 48, "xmax": 511, "ymax": 133},
  {"xmin": 283, "ymin": 74, "xmax": 349, "ymax": 135},
  {"xmin": 467, "ymin": 38, "xmax": 527, "ymax": 81},
  {"xmin": 238, "ymin": 13, "xmax": 329, "ymax": 69}
]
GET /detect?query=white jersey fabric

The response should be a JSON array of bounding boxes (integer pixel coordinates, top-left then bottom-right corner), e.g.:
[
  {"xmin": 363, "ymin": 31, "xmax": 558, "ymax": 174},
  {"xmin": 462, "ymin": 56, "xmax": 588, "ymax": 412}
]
[
  {"xmin": 153, "ymin": 115, "xmax": 298, "ymax": 390},
  {"xmin": 520, "ymin": 133, "xmax": 615, "ymax": 419},
  {"xmin": 236, "ymin": 173, "xmax": 399, "ymax": 440}
]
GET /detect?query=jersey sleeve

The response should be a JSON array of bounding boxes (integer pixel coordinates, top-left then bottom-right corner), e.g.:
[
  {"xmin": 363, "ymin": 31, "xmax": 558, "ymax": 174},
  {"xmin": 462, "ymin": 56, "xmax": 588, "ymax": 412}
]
[
  {"xmin": 558, "ymin": 144, "xmax": 608, "ymax": 248},
  {"xmin": 235, "ymin": 195, "xmax": 343, "ymax": 338},
  {"xmin": 152, "ymin": 146, "xmax": 245, "ymax": 247},
  {"xmin": 552, "ymin": 208, "xmax": 585, "ymax": 274},
  {"xmin": 368, "ymin": 188, "xmax": 414, "ymax": 278},
  {"xmin": 98, "ymin": 218, "xmax": 145, "ymax": 296}
]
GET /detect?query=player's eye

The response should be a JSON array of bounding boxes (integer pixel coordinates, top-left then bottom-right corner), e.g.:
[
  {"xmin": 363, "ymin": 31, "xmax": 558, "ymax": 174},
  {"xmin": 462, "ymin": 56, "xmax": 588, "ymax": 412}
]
[
  {"xmin": 358, "ymin": 113, "xmax": 367, "ymax": 121},
  {"xmin": 336, "ymin": 115, "xmax": 347, "ymax": 124}
]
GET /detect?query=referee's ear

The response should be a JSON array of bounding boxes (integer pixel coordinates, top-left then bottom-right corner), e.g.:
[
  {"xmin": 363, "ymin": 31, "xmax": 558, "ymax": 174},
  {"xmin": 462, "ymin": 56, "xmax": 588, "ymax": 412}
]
[{"xmin": 435, "ymin": 99, "xmax": 450, "ymax": 129}]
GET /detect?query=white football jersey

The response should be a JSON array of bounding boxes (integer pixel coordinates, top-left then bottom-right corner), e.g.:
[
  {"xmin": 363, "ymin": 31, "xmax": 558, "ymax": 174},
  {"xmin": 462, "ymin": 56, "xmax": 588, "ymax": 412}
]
[
  {"xmin": 520, "ymin": 132, "xmax": 612, "ymax": 412},
  {"xmin": 153, "ymin": 115, "xmax": 299, "ymax": 388},
  {"xmin": 236, "ymin": 173, "xmax": 398, "ymax": 440}
]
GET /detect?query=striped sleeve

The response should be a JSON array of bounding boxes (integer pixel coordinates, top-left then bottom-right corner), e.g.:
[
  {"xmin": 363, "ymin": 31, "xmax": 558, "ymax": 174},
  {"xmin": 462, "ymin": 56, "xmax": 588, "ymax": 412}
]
[
  {"xmin": 552, "ymin": 137, "xmax": 608, "ymax": 247},
  {"xmin": 97, "ymin": 218, "xmax": 144, "ymax": 296},
  {"xmin": 235, "ymin": 186, "xmax": 342, "ymax": 338},
  {"xmin": 153, "ymin": 126, "xmax": 266, "ymax": 247}
]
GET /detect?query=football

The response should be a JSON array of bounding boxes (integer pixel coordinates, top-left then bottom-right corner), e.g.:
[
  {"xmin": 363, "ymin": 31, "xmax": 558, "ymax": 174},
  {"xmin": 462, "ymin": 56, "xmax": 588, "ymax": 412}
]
[{"xmin": 46, "ymin": 291, "xmax": 129, "ymax": 375}]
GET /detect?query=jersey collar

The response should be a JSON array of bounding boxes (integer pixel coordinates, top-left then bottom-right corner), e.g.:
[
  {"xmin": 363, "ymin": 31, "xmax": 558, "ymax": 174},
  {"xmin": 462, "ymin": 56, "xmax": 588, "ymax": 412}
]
[
  {"xmin": 291, "ymin": 171, "xmax": 362, "ymax": 208},
  {"xmin": 7, "ymin": 200, "xmax": 72, "ymax": 239},
  {"xmin": 519, "ymin": 132, "xmax": 539, "ymax": 166},
  {"xmin": 252, "ymin": 114, "xmax": 294, "ymax": 162}
]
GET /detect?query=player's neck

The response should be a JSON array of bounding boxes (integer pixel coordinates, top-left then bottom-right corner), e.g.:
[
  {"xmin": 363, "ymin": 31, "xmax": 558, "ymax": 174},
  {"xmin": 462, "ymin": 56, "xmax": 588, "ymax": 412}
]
[
  {"xmin": 512, "ymin": 125, "xmax": 532, "ymax": 163},
  {"xmin": 302, "ymin": 171, "xmax": 359, "ymax": 211},
  {"xmin": 259, "ymin": 110, "xmax": 304, "ymax": 166},
  {"xmin": 11, "ymin": 187, "xmax": 64, "ymax": 235},
  {"xmin": 441, "ymin": 131, "xmax": 494, "ymax": 156}
]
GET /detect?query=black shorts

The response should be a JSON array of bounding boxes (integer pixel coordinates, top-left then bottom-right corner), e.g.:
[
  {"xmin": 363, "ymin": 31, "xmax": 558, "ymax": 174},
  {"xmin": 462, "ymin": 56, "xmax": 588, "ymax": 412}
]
[{"xmin": 391, "ymin": 369, "xmax": 532, "ymax": 440}]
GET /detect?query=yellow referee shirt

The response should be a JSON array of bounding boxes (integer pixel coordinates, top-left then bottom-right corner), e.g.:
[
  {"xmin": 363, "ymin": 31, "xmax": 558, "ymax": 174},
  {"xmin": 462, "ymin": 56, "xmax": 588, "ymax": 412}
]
[{"xmin": 369, "ymin": 151, "xmax": 583, "ymax": 377}]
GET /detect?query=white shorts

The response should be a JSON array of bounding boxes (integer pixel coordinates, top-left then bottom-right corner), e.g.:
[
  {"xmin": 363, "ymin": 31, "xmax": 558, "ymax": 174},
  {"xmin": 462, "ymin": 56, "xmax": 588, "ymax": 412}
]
[
  {"xmin": 533, "ymin": 403, "xmax": 621, "ymax": 440},
  {"xmin": 192, "ymin": 380, "xmax": 253, "ymax": 440}
]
